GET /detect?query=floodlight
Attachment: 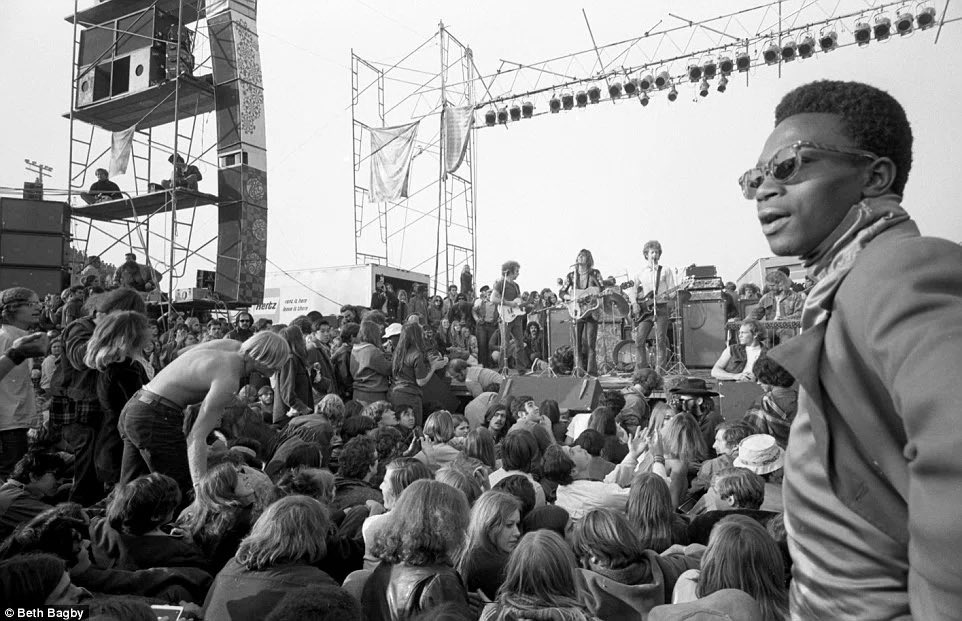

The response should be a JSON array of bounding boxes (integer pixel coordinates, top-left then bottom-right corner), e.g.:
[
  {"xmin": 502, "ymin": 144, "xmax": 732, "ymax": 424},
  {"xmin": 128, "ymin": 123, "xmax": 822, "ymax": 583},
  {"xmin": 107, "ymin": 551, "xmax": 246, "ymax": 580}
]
[
  {"xmin": 895, "ymin": 12, "xmax": 914, "ymax": 35},
  {"xmin": 624, "ymin": 78, "xmax": 639, "ymax": 96},
  {"xmin": 688, "ymin": 64, "xmax": 702, "ymax": 82},
  {"xmin": 698, "ymin": 79, "xmax": 710, "ymax": 97},
  {"xmin": 819, "ymin": 30, "xmax": 838, "ymax": 51},
  {"xmin": 736, "ymin": 52, "xmax": 751, "ymax": 71},
  {"xmin": 638, "ymin": 73, "xmax": 654, "ymax": 91},
  {"xmin": 717, "ymin": 76, "xmax": 729, "ymax": 93},
  {"xmin": 917, "ymin": 6, "xmax": 936, "ymax": 29},
  {"xmin": 781, "ymin": 40, "xmax": 797, "ymax": 62},
  {"xmin": 608, "ymin": 82, "xmax": 623, "ymax": 99},
  {"xmin": 497, "ymin": 107, "xmax": 509, "ymax": 124},
  {"xmin": 854, "ymin": 21, "xmax": 871, "ymax": 45},
  {"xmin": 521, "ymin": 101, "xmax": 534, "ymax": 118},
  {"xmin": 718, "ymin": 56, "xmax": 734, "ymax": 75},
  {"xmin": 763, "ymin": 42, "xmax": 780, "ymax": 65},
  {"xmin": 667, "ymin": 85, "xmax": 678, "ymax": 102},
  {"xmin": 575, "ymin": 90, "xmax": 588, "ymax": 107},
  {"xmin": 484, "ymin": 109, "xmax": 496, "ymax": 126},
  {"xmin": 639, "ymin": 93, "xmax": 650, "ymax": 106},
  {"xmin": 703, "ymin": 60, "xmax": 717, "ymax": 79},
  {"xmin": 655, "ymin": 70, "xmax": 671, "ymax": 89},
  {"xmin": 509, "ymin": 104, "xmax": 522, "ymax": 122},
  {"xmin": 798, "ymin": 35, "xmax": 816, "ymax": 58},
  {"xmin": 561, "ymin": 92, "xmax": 574, "ymax": 110},
  {"xmin": 587, "ymin": 85, "xmax": 602, "ymax": 104},
  {"xmin": 549, "ymin": 95, "xmax": 561, "ymax": 113},
  {"xmin": 874, "ymin": 16, "xmax": 892, "ymax": 41}
]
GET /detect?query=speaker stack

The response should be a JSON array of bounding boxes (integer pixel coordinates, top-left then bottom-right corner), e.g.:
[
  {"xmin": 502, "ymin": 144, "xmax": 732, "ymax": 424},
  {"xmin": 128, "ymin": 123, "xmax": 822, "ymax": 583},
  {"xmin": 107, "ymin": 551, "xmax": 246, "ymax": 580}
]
[
  {"xmin": 0, "ymin": 198, "xmax": 71, "ymax": 295},
  {"xmin": 679, "ymin": 293, "xmax": 729, "ymax": 368}
]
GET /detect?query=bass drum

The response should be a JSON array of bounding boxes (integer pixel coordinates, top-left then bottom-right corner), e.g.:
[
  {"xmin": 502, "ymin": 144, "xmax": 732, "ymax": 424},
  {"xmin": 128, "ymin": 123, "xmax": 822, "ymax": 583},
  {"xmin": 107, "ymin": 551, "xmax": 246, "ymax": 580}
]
[{"xmin": 611, "ymin": 339, "xmax": 637, "ymax": 371}]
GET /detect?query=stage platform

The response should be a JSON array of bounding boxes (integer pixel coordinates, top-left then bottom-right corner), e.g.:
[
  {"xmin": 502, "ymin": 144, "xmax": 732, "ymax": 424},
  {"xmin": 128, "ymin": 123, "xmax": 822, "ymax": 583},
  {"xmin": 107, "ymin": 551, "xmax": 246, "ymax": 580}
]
[{"xmin": 73, "ymin": 188, "xmax": 218, "ymax": 221}]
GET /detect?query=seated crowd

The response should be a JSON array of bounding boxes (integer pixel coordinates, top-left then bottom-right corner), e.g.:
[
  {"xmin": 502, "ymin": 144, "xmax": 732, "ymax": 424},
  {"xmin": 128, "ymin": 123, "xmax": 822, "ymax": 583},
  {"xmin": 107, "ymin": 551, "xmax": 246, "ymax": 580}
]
[{"xmin": 0, "ymin": 281, "xmax": 798, "ymax": 620}]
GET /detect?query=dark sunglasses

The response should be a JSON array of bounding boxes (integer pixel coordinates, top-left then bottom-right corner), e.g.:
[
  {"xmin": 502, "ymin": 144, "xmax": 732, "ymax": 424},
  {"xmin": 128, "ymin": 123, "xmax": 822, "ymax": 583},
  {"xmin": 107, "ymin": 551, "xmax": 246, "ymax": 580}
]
[{"xmin": 739, "ymin": 140, "xmax": 878, "ymax": 199}]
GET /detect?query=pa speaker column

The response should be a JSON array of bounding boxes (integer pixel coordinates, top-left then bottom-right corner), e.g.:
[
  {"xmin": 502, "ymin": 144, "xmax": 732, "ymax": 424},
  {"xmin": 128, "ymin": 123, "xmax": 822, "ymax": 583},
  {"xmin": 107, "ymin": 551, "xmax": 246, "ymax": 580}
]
[{"xmin": 208, "ymin": 0, "xmax": 268, "ymax": 304}]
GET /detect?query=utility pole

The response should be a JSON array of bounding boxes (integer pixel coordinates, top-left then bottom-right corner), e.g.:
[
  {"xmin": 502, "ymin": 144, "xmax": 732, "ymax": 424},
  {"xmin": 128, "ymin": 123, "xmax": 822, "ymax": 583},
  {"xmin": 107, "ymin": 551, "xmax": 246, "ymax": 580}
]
[{"xmin": 24, "ymin": 159, "xmax": 53, "ymax": 199}]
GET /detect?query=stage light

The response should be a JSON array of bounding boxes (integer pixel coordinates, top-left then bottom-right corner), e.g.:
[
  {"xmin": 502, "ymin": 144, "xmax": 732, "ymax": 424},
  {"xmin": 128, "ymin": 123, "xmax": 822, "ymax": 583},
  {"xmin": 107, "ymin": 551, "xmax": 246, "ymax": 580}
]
[
  {"xmin": 781, "ymin": 40, "xmax": 797, "ymax": 62},
  {"xmin": 509, "ymin": 104, "xmax": 522, "ymax": 122},
  {"xmin": 917, "ymin": 6, "xmax": 936, "ymax": 30},
  {"xmin": 854, "ymin": 21, "xmax": 871, "ymax": 46},
  {"xmin": 688, "ymin": 64, "xmax": 702, "ymax": 82},
  {"xmin": 624, "ymin": 78, "xmax": 639, "ymax": 96},
  {"xmin": 521, "ymin": 101, "xmax": 534, "ymax": 118},
  {"xmin": 497, "ymin": 107, "xmax": 509, "ymax": 124},
  {"xmin": 549, "ymin": 95, "xmax": 561, "ymax": 113},
  {"xmin": 874, "ymin": 16, "xmax": 892, "ymax": 41},
  {"xmin": 698, "ymin": 79, "xmax": 709, "ymax": 97},
  {"xmin": 718, "ymin": 56, "xmax": 733, "ymax": 75},
  {"xmin": 763, "ymin": 42, "xmax": 780, "ymax": 65},
  {"xmin": 819, "ymin": 30, "xmax": 838, "ymax": 51},
  {"xmin": 587, "ymin": 85, "xmax": 602, "ymax": 104},
  {"xmin": 717, "ymin": 76, "xmax": 728, "ymax": 93},
  {"xmin": 561, "ymin": 92, "xmax": 574, "ymax": 110},
  {"xmin": 639, "ymin": 93, "xmax": 650, "ymax": 106},
  {"xmin": 798, "ymin": 35, "xmax": 816, "ymax": 58},
  {"xmin": 703, "ymin": 60, "xmax": 717, "ymax": 80},
  {"xmin": 736, "ymin": 52, "xmax": 751, "ymax": 71},
  {"xmin": 638, "ymin": 73, "xmax": 654, "ymax": 91},
  {"xmin": 608, "ymin": 82, "xmax": 623, "ymax": 99},
  {"xmin": 575, "ymin": 90, "xmax": 588, "ymax": 107},
  {"xmin": 484, "ymin": 109, "xmax": 496, "ymax": 126},
  {"xmin": 667, "ymin": 85, "xmax": 678, "ymax": 102},
  {"xmin": 895, "ymin": 12, "xmax": 914, "ymax": 35},
  {"xmin": 655, "ymin": 70, "xmax": 671, "ymax": 89}
]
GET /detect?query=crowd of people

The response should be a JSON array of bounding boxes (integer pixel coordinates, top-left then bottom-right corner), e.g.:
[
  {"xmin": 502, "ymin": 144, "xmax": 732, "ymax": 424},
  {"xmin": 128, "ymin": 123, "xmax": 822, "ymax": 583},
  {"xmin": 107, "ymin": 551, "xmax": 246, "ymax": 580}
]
[{"xmin": 0, "ymin": 80, "xmax": 958, "ymax": 619}]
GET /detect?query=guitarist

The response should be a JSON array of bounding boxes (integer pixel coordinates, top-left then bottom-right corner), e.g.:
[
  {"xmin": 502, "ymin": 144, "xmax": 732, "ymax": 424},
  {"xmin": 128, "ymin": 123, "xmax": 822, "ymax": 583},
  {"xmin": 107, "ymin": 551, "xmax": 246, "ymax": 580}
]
[
  {"xmin": 561, "ymin": 249, "xmax": 604, "ymax": 376},
  {"xmin": 490, "ymin": 260, "xmax": 530, "ymax": 372},
  {"xmin": 630, "ymin": 240, "xmax": 676, "ymax": 370}
]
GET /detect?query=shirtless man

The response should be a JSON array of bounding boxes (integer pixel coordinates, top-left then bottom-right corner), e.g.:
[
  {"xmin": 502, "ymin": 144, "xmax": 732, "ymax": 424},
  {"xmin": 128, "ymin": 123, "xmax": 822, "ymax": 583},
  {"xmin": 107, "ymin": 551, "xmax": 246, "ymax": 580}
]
[{"xmin": 118, "ymin": 331, "xmax": 289, "ymax": 493}]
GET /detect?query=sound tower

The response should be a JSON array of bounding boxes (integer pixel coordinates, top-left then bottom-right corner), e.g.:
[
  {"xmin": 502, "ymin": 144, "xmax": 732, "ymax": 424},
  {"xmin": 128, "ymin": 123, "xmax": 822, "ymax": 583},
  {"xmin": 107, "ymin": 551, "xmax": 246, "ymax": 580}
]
[
  {"xmin": 679, "ymin": 299, "xmax": 728, "ymax": 368},
  {"xmin": 0, "ymin": 198, "xmax": 70, "ymax": 295}
]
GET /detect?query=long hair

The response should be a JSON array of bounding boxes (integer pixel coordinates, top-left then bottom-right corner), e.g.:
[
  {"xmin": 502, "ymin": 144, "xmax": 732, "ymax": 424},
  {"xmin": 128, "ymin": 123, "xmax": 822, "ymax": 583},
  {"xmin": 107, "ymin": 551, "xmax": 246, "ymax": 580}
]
[
  {"xmin": 357, "ymin": 319, "xmax": 382, "ymax": 346},
  {"xmin": 698, "ymin": 515, "xmax": 788, "ymax": 621},
  {"xmin": 627, "ymin": 472, "xmax": 676, "ymax": 553},
  {"xmin": 587, "ymin": 407, "xmax": 617, "ymax": 436},
  {"xmin": 436, "ymin": 465, "xmax": 483, "ymax": 506},
  {"xmin": 540, "ymin": 399, "xmax": 560, "ymax": 425},
  {"xmin": 240, "ymin": 331, "xmax": 290, "ymax": 372},
  {"xmin": 576, "ymin": 249, "xmax": 594, "ymax": 270},
  {"xmin": 178, "ymin": 462, "xmax": 249, "ymax": 544},
  {"xmin": 392, "ymin": 322, "xmax": 427, "ymax": 377},
  {"xmin": 423, "ymin": 410, "xmax": 455, "ymax": 443},
  {"xmin": 282, "ymin": 325, "xmax": 308, "ymax": 362},
  {"xmin": 83, "ymin": 310, "xmax": 149, "ymax": 370},
  {"xmin": 464, "ymin": 427, "xmax": 496, "ymax": 469},
  {"xmin": 235, "ymin": 495, "xmax": 330, "ymax": 571},
  {"xmin": 662, "ymin": 412, "xmax": 708, "ymax": 463},
  {"xmin": 382, "ymin": 458, "xmax": 433, "ymax": 507},
  {"xmin": 572, "ymin": 508, "xmax": 645, "ymax": 570},
  {"xmin": 372, "ymin": 479, "xmax": 469, "ymax": 566},
  {"xmin": 495, "ymin": 530, "xmax": 587, "ymax": 613},
  {"xmin": 484, "ymin": 403, "xmax": 514, "ymax": 442},
  {"xmin": 458, "ymin": 490, "xmax": 522, "ymax": 570}
]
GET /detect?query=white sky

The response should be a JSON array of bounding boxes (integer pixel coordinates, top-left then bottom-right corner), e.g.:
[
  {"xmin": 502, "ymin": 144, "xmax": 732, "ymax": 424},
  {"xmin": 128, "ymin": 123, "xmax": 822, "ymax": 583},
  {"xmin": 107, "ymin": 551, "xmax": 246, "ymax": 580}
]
[{"xmin": 2, "ymin": 0, "xmax": 960, "ymax": 300}]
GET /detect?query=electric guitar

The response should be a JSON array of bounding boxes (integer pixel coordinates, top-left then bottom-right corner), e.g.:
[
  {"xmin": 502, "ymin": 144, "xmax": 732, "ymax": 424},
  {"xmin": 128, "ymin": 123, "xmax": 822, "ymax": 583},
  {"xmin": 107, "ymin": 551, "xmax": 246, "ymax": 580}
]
[
  {"xmin": 633, "ymin": 282, "xmax": 684, "ymax": 324},
  {"xmin": 499, "ymin": 300, "xmax": 532, "ymax": 323}
]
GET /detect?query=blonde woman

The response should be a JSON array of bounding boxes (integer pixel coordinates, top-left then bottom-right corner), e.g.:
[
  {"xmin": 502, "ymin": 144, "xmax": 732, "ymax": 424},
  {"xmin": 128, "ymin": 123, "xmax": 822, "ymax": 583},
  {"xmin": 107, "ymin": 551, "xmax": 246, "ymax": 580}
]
[{"xmin": 84, "ymin": 310, "xmax": 151, "ymax": 489}]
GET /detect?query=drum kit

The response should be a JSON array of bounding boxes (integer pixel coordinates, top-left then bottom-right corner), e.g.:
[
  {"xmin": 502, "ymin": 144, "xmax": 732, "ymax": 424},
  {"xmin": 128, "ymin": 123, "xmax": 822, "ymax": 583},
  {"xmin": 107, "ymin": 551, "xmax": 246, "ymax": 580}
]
[{"xmin": 591, "ymin": 283, "xmax": 635, "ymax": 374}]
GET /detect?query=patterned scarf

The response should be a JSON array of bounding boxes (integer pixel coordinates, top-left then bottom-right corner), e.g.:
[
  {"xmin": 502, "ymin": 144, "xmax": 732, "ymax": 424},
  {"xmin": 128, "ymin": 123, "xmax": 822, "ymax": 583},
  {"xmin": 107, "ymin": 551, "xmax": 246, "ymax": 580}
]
[
  {"xmin": 799, "ymin": 194, "xmax": 909, "ymax": 329},
  {"xmin": 490, "ymin": 594, "xmax": 596, "ymax": 621}
]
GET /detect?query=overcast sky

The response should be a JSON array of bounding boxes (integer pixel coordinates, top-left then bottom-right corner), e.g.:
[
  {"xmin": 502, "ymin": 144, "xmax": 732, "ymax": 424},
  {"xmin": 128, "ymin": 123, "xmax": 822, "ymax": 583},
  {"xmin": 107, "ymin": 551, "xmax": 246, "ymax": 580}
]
[{"xmin": 2, "ymin": 0, "xmax": 960, "ymax": 301}]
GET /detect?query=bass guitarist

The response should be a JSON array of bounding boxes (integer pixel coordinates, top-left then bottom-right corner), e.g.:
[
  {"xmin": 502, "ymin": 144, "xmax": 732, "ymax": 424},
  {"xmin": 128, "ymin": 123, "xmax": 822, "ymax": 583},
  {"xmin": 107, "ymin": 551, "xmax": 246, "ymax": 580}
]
[
  {"xmin": 491, "ymin": 260, "xmax": 530, "ymax": 372},
  {"xmin": 630, "ymin": 240, "xmax": 676, "ymax": 370},
  {"xmin": 561, "ymin": 249, "xmax": 604, "ymax": 376}
]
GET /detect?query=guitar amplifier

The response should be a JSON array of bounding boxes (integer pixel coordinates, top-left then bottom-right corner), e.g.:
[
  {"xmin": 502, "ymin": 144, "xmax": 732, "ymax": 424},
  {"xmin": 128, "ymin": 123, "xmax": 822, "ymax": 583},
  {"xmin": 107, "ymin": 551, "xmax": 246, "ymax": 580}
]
[{"xmin": 174, "ymin": 287, "xmax": 211, "ymax": 302}]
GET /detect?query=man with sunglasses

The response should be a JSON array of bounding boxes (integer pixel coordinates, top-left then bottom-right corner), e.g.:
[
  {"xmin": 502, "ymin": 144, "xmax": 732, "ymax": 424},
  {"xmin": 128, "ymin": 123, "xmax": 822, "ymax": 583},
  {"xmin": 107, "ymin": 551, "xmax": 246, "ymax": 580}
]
[
  {"xmin": 746, "ymin": 81, "xmax": 962, "ymax": 619},
  {"xmin": 226, "ymin": 311, "xmax": 255, "ymax": 343}
]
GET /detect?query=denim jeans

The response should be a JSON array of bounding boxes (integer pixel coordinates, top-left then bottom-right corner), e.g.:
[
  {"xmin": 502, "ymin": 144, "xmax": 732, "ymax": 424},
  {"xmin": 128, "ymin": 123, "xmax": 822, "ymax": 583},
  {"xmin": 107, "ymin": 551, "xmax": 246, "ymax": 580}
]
[
  {"xmin": 118, "ymin": 396, "xmax": 192, "ymax": 498},
  {"xmin": 62, "ymin": 414, "xmax": 106, "ymax": 506}
]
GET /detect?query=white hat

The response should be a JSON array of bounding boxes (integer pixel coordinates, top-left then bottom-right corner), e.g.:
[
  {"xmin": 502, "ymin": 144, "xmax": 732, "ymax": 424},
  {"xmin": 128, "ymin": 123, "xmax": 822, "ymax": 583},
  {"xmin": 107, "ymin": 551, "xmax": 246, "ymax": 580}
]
[
  {"xmin": 383, "ymin": 323, "xmax": 403, "ymax": 339},
  {"xmin": 733, "ymin": 434, "xmax": 784, "ymax": 475}
]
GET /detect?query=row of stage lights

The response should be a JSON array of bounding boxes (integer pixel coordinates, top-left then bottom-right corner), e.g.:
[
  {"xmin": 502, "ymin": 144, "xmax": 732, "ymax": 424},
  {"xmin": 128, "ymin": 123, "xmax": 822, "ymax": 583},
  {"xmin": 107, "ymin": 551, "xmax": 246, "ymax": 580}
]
[{"xmin": 482, "ymin": 6, "xmax": 937, "ymax": 126}]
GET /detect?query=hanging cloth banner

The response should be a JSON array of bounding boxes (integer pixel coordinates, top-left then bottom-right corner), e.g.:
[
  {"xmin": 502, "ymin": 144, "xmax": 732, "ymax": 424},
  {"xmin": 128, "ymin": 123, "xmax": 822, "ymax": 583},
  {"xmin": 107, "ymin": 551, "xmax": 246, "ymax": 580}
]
[
  {"xmin": 369, "ymin": 121, "xmax": 420, "ymax": 202},
  {"xmin": 109, "ymin": 125, "xmax": 137, "ymax": 177},
  {"xmin": 442, "ymin": 105, "xmax": 474, "ymax": 175}
]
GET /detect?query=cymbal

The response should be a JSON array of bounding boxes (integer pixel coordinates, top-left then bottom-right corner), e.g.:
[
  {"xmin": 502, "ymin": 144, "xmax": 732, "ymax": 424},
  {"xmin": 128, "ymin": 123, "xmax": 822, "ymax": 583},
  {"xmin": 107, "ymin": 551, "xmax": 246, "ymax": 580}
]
[{"xmin": 601, "ymin": 293, "xmax": 629, "ymax": 319}]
